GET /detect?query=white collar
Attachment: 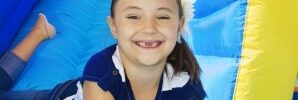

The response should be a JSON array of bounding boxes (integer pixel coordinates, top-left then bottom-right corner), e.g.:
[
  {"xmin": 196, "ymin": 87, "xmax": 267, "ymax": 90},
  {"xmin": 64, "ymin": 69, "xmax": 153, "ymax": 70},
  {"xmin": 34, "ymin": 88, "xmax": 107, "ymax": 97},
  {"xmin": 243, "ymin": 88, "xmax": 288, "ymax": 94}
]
[
  {"xmin": 112, "ymin": 46, "xmax": 190, "ymax": 91},
  {"xmin": 162, "ymin": 64, "xmax": 190, "ymax": 91}
]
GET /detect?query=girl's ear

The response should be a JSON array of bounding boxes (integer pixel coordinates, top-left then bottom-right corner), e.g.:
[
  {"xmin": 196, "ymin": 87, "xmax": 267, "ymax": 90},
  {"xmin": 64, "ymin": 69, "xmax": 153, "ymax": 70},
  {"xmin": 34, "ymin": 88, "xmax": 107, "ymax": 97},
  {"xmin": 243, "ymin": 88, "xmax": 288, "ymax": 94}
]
[
  {"xmin": 178, "ymin": 16, "xmax": 185, "ymax": 33},
  {"xmin": 107, "ymin": 16, "xmax": 117, "ymax": 38}
]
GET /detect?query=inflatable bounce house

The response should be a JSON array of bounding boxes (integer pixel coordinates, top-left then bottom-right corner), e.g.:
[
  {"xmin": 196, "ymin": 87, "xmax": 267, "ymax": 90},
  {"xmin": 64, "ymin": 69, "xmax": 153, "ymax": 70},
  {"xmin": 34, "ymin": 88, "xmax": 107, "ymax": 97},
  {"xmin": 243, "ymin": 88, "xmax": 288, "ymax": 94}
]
[{"xmin": 0, "ymin": 0, "xmax": 297, "ymax": 99}]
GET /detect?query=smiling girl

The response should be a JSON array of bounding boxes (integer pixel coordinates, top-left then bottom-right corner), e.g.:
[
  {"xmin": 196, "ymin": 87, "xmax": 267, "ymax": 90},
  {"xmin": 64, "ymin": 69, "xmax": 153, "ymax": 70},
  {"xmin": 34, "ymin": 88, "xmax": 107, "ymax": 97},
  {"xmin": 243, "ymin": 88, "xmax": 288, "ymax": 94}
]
[{"xmin": 82, "ymin": 0, "xmax": 206, "ymax": 99}]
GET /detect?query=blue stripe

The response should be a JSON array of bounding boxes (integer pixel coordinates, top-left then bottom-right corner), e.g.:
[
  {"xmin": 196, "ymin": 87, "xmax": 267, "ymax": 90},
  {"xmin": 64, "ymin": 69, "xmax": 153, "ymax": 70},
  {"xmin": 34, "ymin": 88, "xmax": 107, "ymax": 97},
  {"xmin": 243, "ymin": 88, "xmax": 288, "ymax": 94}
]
[{"xmin": 189, "ymin": 0, "xmax": 248, "ymax": 100}]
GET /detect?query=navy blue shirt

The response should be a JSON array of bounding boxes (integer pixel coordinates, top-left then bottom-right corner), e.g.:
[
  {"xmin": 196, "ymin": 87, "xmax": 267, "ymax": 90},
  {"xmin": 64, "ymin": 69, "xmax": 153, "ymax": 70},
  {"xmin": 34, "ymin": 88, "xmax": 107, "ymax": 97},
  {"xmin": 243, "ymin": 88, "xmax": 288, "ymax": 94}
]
[{"xmin": 82, "ymin": 45, "xmax": 206, "ymax": 100}]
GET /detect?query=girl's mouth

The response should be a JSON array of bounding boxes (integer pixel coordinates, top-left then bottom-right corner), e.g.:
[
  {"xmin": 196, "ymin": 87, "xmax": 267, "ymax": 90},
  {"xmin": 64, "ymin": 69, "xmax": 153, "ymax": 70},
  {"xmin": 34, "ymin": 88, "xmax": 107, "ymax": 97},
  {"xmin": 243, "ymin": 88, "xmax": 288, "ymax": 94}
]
[{"xmin": 134, "ymin": 41, "xmax": 163, "ymax": 48}]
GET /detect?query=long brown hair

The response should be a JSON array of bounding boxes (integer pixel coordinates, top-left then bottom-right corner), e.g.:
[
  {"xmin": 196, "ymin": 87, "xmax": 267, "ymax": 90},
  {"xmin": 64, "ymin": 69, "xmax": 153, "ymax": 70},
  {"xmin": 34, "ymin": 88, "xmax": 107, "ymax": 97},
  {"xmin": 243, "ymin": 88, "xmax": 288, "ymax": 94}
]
[{"xmin": 110, "ymin": 0, "xmax": 201, "ymax": 81}]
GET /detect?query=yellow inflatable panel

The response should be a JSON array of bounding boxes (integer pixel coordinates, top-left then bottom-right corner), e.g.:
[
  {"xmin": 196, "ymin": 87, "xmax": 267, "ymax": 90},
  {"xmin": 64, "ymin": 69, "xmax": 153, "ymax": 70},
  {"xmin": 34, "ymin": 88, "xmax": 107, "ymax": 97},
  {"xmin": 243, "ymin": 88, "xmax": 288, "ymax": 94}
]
[{"xmin": 234, "ymin": 0, "xmax": 298, "ymax": 99}]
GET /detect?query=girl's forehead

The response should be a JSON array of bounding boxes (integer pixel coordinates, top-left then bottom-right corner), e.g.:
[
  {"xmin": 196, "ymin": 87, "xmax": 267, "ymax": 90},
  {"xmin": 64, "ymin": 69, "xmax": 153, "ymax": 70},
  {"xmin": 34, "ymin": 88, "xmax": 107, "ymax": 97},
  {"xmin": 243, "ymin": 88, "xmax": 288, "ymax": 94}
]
[{"xmin": 115, "ymin": 0, "xmax": 178, "ymax": 10}]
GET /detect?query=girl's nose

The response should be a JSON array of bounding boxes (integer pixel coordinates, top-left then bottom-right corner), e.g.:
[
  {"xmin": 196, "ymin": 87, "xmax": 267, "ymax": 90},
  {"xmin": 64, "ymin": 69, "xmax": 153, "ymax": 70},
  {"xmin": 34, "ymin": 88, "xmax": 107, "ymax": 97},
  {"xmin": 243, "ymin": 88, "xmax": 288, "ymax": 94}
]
[{"xmin": 142, "ymin": 18, "xmax": 157, "ymax": 35}]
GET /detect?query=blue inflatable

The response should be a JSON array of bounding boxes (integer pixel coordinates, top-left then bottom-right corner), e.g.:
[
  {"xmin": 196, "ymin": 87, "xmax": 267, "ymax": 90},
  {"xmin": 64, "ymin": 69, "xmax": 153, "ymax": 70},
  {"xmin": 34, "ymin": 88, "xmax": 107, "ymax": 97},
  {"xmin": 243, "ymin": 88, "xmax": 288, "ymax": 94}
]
[
  {"xmin": 9, "ymin": 0, "xmax": 115, "ymax": 90},
  {"xmin": 0, "ymin": 0, "xmax": 39, "ymax": 56}
]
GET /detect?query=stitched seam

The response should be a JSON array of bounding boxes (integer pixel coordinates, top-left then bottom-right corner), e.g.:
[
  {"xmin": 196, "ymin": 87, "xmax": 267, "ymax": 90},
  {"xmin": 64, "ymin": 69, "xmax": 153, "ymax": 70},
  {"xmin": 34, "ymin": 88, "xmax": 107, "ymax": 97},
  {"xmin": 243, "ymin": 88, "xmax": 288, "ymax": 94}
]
[{"xmin": 55, "ymin": 79, "xmax": 77, "ymax": 99}]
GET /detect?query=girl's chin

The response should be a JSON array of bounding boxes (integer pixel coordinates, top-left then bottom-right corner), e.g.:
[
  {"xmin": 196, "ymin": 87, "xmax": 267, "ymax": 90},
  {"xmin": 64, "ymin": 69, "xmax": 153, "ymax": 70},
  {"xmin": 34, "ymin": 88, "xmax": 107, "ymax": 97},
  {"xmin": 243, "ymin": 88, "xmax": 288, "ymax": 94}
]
[{"xmin": 136, "ymin": 57, "xmax": 165, "ymax": 67}]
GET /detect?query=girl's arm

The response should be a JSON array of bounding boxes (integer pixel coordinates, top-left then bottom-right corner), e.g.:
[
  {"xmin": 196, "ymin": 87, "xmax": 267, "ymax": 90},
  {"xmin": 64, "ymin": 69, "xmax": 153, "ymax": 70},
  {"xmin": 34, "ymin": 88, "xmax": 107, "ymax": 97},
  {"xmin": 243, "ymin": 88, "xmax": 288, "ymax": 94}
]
[{"xmin": 83, "ymin": 80, "xmax": 114, "ymax": 100}]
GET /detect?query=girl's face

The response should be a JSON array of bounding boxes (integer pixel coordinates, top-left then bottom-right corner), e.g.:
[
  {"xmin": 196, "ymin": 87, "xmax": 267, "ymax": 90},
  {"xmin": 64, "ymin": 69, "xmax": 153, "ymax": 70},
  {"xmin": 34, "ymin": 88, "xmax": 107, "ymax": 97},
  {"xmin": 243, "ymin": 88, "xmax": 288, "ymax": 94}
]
[{"xmin": 108, "ymin": 0, "xmax": 184, "ymax": 67}]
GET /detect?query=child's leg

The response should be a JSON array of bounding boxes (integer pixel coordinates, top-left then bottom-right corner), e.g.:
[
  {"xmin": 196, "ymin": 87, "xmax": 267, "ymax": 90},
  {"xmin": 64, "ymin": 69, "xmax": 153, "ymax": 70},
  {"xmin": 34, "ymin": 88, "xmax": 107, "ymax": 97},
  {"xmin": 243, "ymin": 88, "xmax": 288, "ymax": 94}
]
[
  {"xmin": 0, "ymin": 90, "xmax": 51, "ymax": 100},
  {"xmin": 0, "ymin": 13, "xmax": 55, "ymax": 90},
  {"xmin": 0, "ymin": 78, "xmax": 80, "ymax": 100},
  {"xmin": 12, "ymin": 13, "xmax": 56, "ymax": 62},
  {"xmin": 0, "ymin": 52, "xmax": 26, "ymax": 90},
  {"xmin": 0, "ymin": 13, "xmax": 78, "ymax": 99}
]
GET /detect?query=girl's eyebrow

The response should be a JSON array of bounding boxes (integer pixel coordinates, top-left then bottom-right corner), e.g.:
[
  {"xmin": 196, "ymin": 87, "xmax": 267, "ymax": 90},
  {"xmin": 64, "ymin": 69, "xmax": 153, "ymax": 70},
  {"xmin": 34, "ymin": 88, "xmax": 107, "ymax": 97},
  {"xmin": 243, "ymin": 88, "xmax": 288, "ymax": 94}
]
[
  {"xmin": 122, "ymin": 6, "xmax": 174, "ymax": 14},
  {"xmin": 122, "ymin": 6, "xmax": 142, "ymax": 12},
  {"xmin": 157, "ymin": 7, "xmax": 174, "ymax": 14}
]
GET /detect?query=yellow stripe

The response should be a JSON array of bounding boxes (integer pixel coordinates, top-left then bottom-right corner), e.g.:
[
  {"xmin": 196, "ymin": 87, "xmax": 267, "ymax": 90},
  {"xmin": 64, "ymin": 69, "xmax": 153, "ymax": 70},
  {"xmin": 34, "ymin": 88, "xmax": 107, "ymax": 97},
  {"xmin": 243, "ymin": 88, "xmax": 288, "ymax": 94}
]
[{"xmin": 234, "ymin": 0, "xmax": 298, "ymax": 99}]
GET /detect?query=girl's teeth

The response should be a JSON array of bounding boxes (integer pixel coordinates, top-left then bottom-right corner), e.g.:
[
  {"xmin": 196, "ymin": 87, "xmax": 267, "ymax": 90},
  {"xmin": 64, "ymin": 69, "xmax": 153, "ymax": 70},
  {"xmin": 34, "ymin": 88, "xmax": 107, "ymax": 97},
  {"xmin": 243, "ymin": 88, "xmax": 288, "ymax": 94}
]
[{"xmin": 136, "ymin": 41, "xmax": 160, "ymax": 48}]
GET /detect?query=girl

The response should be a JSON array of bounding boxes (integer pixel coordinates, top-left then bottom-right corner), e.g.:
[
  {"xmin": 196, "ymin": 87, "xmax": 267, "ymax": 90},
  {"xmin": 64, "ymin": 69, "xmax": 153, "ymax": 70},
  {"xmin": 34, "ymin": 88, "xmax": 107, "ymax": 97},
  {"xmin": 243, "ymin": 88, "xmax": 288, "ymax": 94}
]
[{"xmin": 82, "ymin": 0, "xmax": 206, "ymax": 99}]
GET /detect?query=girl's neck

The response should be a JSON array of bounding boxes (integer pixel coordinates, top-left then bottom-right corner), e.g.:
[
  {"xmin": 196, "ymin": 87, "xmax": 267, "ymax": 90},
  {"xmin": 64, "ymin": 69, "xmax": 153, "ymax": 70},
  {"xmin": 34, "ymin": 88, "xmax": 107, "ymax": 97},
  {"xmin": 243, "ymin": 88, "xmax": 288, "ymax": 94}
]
[{"xmin": 123, "ymin": 61, "xmax": 166, "ymax": 100}]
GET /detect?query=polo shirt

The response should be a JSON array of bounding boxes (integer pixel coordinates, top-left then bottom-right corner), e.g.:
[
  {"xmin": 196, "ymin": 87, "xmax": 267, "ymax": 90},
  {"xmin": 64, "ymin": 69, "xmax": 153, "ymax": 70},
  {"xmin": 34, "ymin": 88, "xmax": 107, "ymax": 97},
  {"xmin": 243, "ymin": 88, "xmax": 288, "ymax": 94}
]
[{"xmin": 71, "ymin": 44, "xmax": 206, "ymax": 100}]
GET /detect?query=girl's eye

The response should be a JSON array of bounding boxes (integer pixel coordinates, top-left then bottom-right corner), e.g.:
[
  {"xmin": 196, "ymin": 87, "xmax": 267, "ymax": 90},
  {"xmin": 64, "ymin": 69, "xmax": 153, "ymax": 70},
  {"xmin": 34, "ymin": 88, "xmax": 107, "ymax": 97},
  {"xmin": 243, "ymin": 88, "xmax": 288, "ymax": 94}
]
[
  {"xmin": 157, "ymin": 16, "xmax": 170, "ymax": 20},
  {"xmin": 127, "ymin": 16, "xmax": 140, "ymax": 20}
]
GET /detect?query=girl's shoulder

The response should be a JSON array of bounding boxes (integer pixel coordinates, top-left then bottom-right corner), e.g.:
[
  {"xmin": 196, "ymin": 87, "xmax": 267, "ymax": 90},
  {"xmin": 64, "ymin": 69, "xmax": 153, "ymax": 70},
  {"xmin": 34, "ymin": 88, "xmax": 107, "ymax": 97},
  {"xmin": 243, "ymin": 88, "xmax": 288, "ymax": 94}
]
[
  {"xmin": 182, "ymin": 80, "xmax": 206, "ymax": 99},
  {"xmin": 162, "ymin": 80, "xmax": 206, "ymax": 100},
  {"xmin": 161, "ymin": 65, "xmax": 206, "ymax": 99},
  {"xmin": 82, "ymin": 44, "xmax": 120, "ymax": 90}
]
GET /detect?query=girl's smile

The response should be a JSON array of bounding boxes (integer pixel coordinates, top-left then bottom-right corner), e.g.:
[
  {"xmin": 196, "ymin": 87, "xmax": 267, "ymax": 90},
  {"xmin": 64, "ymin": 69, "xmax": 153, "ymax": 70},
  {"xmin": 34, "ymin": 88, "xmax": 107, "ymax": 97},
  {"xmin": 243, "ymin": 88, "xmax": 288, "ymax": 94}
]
[{"xmin": 134, "ymin": 40, "xmax": 163, "ymax": 49}]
